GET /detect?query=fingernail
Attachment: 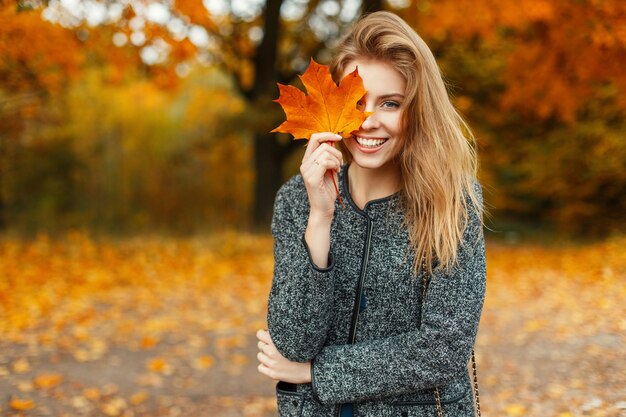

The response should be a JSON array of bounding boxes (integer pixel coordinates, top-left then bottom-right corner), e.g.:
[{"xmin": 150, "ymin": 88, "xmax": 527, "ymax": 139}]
[{"xmin": 335, "ymin": 134, "xmax": 342, "ymax": 139}]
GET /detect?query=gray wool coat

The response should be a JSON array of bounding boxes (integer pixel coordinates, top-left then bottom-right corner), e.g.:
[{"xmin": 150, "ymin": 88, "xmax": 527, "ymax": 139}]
[{"xmin": 266, "ymin": 163, "xmax": 487, "ymax": 417}]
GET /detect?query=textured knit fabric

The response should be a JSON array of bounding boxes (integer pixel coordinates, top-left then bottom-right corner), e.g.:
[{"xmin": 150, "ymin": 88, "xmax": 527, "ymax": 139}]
[{"xmin": 267, "ymin": 163, "xmax": 487, "ymax": 417}]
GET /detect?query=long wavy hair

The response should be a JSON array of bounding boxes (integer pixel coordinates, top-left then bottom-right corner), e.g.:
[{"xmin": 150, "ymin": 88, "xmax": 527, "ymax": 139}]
[{"xmin": 330, "ymin": 11, "xmax": 483, "ymax": 276}]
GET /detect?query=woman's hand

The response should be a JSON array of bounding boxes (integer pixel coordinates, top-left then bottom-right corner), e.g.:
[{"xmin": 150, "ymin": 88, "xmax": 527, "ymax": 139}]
[
  {"xmin": 256, "ymin": 329, "xmax": 312, "ymax": 384},
  {"xmin": 300, "ymin": 132, "xmax": 344, "ymax": 221}
]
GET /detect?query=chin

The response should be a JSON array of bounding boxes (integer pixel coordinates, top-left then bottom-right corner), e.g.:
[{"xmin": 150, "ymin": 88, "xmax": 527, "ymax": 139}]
[{"xmin": 350, "ymin": 156, "xmax": 391, "ymax": 170}]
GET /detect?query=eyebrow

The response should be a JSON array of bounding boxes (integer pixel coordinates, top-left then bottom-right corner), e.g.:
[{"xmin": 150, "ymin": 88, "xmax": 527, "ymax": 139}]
[{"xmin": 377, "ymin": 93, "xmax": 405, "ymax": 100}]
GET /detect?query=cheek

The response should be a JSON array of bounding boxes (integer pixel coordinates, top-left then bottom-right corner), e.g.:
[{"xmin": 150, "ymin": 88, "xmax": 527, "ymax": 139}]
[
  {"xmin": 389, "ymin": 137, "xmax": 405, "ymax": 159},
  {"xmin": 388, "ymin": 114, "xmax": 406, "ymax": 156},
  {"xmin": 383, "ymin": 112, "xmax": 404, "ymax": 138}
]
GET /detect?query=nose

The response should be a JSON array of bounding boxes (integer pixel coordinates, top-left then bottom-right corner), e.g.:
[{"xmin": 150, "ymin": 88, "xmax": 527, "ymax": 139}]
[{"xmin": 360, "ymin": 111, "xmax": 380, "ymax": 130}]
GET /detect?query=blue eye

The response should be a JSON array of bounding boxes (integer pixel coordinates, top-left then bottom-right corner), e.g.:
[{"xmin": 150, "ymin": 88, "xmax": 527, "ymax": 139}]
[{"xmin": 381, "ymin": 101, "xmax": 400, "ymax": 109}]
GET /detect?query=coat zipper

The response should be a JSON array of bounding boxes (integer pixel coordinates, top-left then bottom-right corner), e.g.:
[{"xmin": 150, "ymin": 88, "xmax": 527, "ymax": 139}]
[
  {"xmin": 336, "ymin": 217, "xmax": 373, "ymax": 417},
  {"xmin": 350, "ymin": 218, "xmax": 373, "ymax": 343}
]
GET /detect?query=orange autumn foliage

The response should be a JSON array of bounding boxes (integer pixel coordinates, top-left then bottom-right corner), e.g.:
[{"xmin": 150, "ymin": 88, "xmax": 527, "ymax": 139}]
[
  {"xmin": 0, "ymin": 2, "xmax": 82, "ymax": 95},
  {"xmin": 172, "ymin": 0, "xmax": 219, "ymax": 32},
  {"xmin": 1, "ymin": 1, "xmax": 624, "ymax": 234},
  {"xmin": 403, "ymin": 0, "xmax": 626, "ymax": 122},
  {"xmin": 271, "ymin": 58, "xmax": 369, "ymax": 140}
]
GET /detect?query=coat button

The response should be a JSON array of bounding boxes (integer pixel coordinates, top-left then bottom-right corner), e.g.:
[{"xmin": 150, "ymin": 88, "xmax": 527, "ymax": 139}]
[
  {"xmin": 458, "ymin": 404, "xmax": 464, "ymax": 410},
  {"xmin": 401, "ymin": 412, "xmax": 408, "ymax": 417},
  {"xmin": 292, "ymin": 399, "xmax": 298, "ymax": 406}
]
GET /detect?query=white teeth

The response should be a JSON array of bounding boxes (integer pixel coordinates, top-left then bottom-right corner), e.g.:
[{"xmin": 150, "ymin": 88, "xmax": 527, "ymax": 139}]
[{"xmin": 356, "ymin": 137, "xmax": 387, "ymax": 147}]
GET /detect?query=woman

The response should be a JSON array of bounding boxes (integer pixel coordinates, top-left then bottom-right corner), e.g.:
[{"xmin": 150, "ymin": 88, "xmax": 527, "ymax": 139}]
[{"xmin": 256, "ymin": 11, "xmax": 486, "ymax": 417}]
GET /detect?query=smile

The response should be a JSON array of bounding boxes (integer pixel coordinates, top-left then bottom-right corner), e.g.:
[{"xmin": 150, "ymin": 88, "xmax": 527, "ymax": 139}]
[{"xmin": 354, "ymin": 136, "xmax": 388, "ymax": 148}]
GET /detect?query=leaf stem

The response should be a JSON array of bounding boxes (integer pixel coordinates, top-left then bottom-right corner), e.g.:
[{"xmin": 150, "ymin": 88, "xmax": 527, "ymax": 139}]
[{"xmin": 334, "ymin": 175, "xmax": 345, "ymax": 209}]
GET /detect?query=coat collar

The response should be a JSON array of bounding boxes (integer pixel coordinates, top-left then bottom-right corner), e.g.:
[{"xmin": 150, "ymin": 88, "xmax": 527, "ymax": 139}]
[{"xmin": 337, "ymin": 163, "xmax": 402, "ymax": 218}]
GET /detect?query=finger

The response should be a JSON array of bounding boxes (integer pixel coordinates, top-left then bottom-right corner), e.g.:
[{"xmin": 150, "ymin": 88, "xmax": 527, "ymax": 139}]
[
  {"xmin": 305, "ymin": 147, "xmax": 343, "ymax": 170},
  {"xmin": 257, "ymin": 351, "xmax": 274, "ymax": 367},
  {"xmin": 257, "ymin": 363, "xmax": 277, "ymax": 380},
  {"xmin": 301, "ymin": 153, "xmax": 344, "ymax": 192},
  {"xmin": 312, "ymin": 157, "xmax": 342, "ymax": 174},
  {"xmin": 258, "ymin": 341, "xmax": 276, "ymax": 357},
  {"xmin": 305, "ymin": 147, "xmax": 344, "ymax": 173},
  {"xmin": 302, "ymin": 160, "xmax": 337, "ymax": 185},
  {"xmin": 305, "ymin": 141, "xmax": 343, "ymax": 166},
  {"xmin": 256, "ymin": 329, "xmax": 271, "ymax": 343},
  {"xmin": 259, "ymin": 330, "xmax": 278, "ymax": 350},
  {"xmin": 304, "ymin": 132, "xmax": 342, "ymax": 161}
]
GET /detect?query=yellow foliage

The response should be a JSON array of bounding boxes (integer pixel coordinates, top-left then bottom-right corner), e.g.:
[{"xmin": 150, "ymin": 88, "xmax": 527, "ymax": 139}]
[
  {"xmin": 504, "ymin": 403, "xmax": 527, "ymax": 416},
  {"xmin": 83, "ymin": 387, "xmax": 101, "ymax": 401},
  {"xmin": 11, "ymin": 358, "xmax": 30, "ymax": 374},
  {"xmin": 9, "ymin": 397, "xmax": 35, "ymax": 411},
  {"xmin": 101, "ymin": 397, "xmax": 127, "ymax": 416},
  {"xmin": 140, "ymin": 336, "xmax": 158, "ymax": 349},
  {"xmin": 129, "ymin": 391, "xmax": 150, "ymax": 405},
  {"xmin": 0, "ymin": 231, "xmax": 623, "ymax": 416},
  {"xmin": 146, "ymin": 357, "xmax": 172, "ymax": 375},
  {"xmin": 196, "ymin": 355, "xmax": 215, "ymax": 369},
  {"xmin": 34, "ymin": 373, "xmax": 63, "ymax": 389}
]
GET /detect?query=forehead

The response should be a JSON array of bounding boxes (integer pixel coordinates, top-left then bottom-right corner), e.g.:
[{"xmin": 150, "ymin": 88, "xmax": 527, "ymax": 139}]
[{"xmin": 342, "ymin": 58, "xmax": 406, "ymax": 95}]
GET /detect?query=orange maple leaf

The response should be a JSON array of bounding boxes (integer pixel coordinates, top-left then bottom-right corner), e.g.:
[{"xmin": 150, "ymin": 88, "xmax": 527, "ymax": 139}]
[
  {"xmin": 271, "ymin": 58, "xmax": 368, "ymax": 139},
  {"xmin": 271, "ymin": 58, "xmax": 369, "ymax": 208}
]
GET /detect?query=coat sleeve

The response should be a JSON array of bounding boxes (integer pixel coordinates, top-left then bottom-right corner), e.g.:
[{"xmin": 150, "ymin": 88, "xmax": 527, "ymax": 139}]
[
  {"xmin": 310, "ymin": 183, "xmax": 487, "ymax": 404},
  {"xmin": 266, "ymin": 180, "xmax": 336, "ymax": 362}
]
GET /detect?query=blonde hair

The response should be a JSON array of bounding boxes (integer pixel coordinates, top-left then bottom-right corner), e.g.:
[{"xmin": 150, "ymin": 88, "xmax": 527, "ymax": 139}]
[{"xmin": 330, "ymin": 11, "xmax": 483, "ymax": 276}]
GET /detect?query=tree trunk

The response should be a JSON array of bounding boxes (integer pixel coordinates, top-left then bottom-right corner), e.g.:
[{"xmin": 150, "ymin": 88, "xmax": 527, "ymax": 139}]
[
  {"xmin": 250, "ymin": 0, "xmax": 285, "ymax": 230},
  {"xmin": 0, "ymin": 135, "xmax": 5, "ymax": 230},
  {"xmin": 361, "ymin": 0, "xmax": 383, "ymax": 14},
  {"xmin": 252, "ymin": 132, "xmax": 285, "ymax": 230},
  {"xmin": 249, "ymin": 0, "xmax": 385, "ymax": 230}
]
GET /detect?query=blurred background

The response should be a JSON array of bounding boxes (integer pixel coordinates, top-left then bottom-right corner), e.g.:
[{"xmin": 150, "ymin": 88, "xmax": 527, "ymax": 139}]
[{"xmin": 0, "ymin": 0, "xmax": 624, "ymax": 416}]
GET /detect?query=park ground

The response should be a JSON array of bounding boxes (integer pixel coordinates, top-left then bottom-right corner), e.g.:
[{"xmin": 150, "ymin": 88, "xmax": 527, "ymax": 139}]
[{"xmin": 0, "ymin": 232, "xmax": 624, "ymax": 417}]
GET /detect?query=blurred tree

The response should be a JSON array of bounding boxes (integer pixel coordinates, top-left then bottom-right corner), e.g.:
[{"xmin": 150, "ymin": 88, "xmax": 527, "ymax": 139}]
[
  {"xmin": 402, "ymin": 0, "xmax": 626, "ymax": 234},
  {"xmin": 3, "ymin": 0, "xmax": 624, "ymax": 235},
  {"xmin": 168, "ymin": 0, "xmax": 384, "ymax": 228},
  {"xmin": 405, "ymin": 0, "xmax": 626, "ymax": 122},
  {"xmin": 0, "ymin": 0, "xmax": 82, "ymax": 229},
  {"xmin": 34, "ymin": 0, "xmax": 382, "ymax": 229}
]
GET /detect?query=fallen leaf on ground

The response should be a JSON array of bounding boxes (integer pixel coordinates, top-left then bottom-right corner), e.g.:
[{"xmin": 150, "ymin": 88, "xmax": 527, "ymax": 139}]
[
  {"xmin": 34, "ymin": 372, "xmax": 63, "ymax": 389},
  {"xmin": 12, "ymin": 358, "xmax": 30, "ymax": 373},
  {"xmin": 10, "ymin": 398, "xmax": 35, "ymax": 410}
]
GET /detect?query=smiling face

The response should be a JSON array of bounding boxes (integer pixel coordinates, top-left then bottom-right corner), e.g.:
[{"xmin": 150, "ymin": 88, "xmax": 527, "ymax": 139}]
[{"xmin": 342, "ymin": 58, "xmax": 407, "ymax": 171}]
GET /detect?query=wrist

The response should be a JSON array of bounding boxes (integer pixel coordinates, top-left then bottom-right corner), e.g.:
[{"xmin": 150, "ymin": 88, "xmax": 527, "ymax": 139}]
[
  {"xmin": 303, "ymin": 361, "xmax": 312, "ymax": 383},
  {"xmin": 304, "ymin": 212, "xmax": 332, "ymax": 270},
  {"xmin": 308, "ymin": 211, "xmax": 333, "ymax": 228}
]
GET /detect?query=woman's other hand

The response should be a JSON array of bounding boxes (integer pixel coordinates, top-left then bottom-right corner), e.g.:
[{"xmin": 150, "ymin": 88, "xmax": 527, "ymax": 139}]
[
  {"xmin": 300, "ymin": 132, "xmax": 344, "ymax": 221},
  {"xmin": 256, "ymin": 329, "xmax": 312, "ymax": 384}
]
